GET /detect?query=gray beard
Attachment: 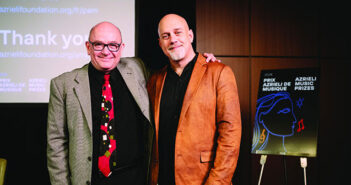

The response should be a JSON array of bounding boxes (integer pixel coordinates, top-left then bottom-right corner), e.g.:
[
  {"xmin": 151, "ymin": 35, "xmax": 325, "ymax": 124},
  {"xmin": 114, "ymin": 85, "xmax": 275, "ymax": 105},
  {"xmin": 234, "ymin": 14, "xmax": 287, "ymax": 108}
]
[{"xmin": 169, "ymin": 48, "xmax": 185, "ymax": 61}]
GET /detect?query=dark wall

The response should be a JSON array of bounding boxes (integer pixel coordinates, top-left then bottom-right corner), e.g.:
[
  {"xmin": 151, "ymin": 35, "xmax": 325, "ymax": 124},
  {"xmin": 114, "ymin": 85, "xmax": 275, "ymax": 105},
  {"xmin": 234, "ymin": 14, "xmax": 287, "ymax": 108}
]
[
  {"xmin": 0, "ymin": 104, "xmax": 49, "ymax": 184},
  {"xmin": 136, "ymin": 0, "xmax": 196, "ymax": 70}
]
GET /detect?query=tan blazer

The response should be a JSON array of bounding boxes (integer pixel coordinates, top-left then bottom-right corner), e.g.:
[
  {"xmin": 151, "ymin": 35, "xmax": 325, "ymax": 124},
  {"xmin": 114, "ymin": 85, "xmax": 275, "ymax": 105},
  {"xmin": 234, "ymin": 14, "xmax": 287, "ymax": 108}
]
[
  {"xmin": 47, "ymin": 57, "xmax": 153, "ymax": 185},
  {"xmin": 147, "ymin": 54, "xmax": 242, "ymax": 185}
]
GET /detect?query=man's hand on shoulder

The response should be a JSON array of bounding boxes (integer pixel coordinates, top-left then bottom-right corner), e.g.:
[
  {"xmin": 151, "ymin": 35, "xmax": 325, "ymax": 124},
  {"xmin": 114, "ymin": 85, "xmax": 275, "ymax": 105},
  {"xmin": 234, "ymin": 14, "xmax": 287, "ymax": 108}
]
[{"xmin": 203, "ymin": 53, "xmax": 221, "ymax": 63}]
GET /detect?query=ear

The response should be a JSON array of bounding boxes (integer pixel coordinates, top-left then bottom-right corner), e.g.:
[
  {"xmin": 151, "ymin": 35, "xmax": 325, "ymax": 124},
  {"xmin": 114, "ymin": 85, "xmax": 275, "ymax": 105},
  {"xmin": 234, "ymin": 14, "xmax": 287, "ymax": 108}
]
[
  {"xmin": 158, "ymin": 38, "xmax": 162, "ymax": 48},
  {"xmin": 189, "ymin": 29, "xmax": 194, "ymax": 43},
  {"xmin": 85, "ymin": 41, "xmax": 91, "ymax": 55},
  {"xmin": 119, "ymin": 42, "xmax": 125, "ymax": 53}
]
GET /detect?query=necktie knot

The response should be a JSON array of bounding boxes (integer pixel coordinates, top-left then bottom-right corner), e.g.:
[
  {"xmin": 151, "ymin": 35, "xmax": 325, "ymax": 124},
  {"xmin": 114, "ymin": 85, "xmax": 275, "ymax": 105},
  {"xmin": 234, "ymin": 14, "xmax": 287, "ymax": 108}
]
[{"xmin": 104, "ymin": 74, "xmax": 110, "ymax": 82}]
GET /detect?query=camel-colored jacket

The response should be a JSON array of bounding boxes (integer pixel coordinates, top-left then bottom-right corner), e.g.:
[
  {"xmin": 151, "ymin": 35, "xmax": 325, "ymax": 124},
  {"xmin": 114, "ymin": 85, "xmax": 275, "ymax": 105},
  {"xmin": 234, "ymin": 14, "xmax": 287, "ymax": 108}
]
[{"xmin": 147, "ymin": 54, "xmax": 242, "ymax": 185}]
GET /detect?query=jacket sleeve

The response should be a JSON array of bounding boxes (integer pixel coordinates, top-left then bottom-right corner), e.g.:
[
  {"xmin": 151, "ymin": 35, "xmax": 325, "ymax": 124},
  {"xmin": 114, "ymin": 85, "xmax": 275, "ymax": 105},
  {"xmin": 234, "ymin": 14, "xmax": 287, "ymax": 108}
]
[
  {"xmin": 47, "ymin": 78, "xmax": 71, "ymax": 185},
  {"xmin": 205, "ymin": 65, "xmax": 242, "ymax": 185}
]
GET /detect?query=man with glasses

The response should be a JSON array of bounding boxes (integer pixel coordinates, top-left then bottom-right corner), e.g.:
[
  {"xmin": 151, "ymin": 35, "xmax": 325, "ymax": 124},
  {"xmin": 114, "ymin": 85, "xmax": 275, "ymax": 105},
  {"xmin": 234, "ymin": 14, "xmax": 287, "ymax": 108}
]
[{"xmin": 47, "ymin": 22, "xmax": 152, "ymax": 185}]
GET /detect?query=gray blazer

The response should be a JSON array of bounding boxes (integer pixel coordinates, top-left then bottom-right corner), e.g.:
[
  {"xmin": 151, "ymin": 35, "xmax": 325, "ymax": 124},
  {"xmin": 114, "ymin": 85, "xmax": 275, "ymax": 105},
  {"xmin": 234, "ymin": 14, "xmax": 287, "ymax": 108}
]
[{"xmin": 47, "ymin": 57, "xmax": 152, "ymax": 185}]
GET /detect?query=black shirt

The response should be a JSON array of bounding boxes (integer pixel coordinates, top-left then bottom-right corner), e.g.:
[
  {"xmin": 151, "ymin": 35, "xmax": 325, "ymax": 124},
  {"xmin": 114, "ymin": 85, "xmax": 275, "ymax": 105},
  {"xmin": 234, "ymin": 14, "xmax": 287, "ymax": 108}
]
[
  {"xmin": 88, "ymin": 64, "xmax": 146, "ymax": 185},
  {"xmin": 158, "ymin": 54, "xmax": 198, "ymax": 185}
]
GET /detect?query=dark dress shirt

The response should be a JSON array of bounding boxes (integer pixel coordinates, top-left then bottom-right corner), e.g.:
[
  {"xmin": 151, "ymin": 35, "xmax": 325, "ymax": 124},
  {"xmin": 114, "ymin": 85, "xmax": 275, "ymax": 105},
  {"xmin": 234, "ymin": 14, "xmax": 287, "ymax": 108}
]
[
  {"xmin": 88, "ymin": 63, "xmax": 146, "ymax": 185},
  {"xmin": 158, "ymin": 54, "xmax": 198, "ymax": 185}
]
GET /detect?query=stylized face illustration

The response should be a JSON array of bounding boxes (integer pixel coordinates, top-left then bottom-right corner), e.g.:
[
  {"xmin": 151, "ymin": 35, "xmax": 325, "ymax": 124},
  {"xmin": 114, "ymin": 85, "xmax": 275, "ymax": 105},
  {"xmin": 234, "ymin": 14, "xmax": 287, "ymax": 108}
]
[{"xmin": 259, "ymin": 98, "xmax": 297, "ymax": 136}]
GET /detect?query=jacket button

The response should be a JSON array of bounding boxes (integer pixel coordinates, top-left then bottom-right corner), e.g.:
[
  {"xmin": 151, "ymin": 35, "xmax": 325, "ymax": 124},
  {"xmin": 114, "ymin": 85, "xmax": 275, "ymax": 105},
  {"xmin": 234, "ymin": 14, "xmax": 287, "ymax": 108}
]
[
  {"xmin": 88, "ymin": 156, "xmax": 92, "ymax": 161},
  {"xmin": 86, "ymin": 181, "xmax": 91, "ymax": 185}
]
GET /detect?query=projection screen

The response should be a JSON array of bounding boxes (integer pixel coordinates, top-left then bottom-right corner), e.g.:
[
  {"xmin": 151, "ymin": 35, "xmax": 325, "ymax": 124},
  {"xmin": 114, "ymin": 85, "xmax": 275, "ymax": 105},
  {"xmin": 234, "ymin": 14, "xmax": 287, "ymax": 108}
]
[{"xmin": 0, "ymin": 0, "xmax": 135, "ymax": 103}]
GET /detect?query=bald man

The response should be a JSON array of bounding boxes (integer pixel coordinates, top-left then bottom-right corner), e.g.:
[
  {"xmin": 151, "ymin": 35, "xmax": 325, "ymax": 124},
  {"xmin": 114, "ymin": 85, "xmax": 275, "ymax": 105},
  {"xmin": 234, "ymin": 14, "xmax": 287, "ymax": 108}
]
[
  {"xmin": 47, "ymin": 22, "xmax": 153, "ymax": 185},
  {"xmin": 147, "ymin": 14, "xmax": 242, "ymax": 185}
]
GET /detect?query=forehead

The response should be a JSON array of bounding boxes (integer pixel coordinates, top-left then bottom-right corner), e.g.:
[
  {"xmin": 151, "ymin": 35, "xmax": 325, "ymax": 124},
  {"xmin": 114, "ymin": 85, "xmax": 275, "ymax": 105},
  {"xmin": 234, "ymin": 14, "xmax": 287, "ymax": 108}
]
[
  {"xmin": 159, "ymin": 16, "xmax": 188, "ymax": 33},
  {"xmin": 274, "ymin": 98, "xmax": 291, "ymax": 107},
  {"xmin": 90, "ymin": 24, "xmax": 121, "ymax": 42}
]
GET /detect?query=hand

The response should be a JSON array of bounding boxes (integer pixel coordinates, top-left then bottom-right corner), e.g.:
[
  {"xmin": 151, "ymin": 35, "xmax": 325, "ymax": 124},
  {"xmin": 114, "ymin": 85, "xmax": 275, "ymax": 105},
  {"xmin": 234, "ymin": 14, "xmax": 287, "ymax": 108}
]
[{"xmin": 203, "ymin": 53, "xmax": 221, "ymax": 63}]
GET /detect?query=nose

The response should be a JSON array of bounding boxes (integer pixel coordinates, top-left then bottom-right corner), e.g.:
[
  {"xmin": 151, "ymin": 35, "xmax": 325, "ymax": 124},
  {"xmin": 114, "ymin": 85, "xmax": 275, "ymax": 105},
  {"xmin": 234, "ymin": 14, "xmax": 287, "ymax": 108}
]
[
  {"xmin": 169, "ymin": 34, "xmax": 178, "ymax": 44},
  {"xmin": 291, "ymin": 113, "xmax": 297, "ymax": 123},
  {"xmin": 101, "ymin": 45, "xmax": 110, "ymax": 55}
]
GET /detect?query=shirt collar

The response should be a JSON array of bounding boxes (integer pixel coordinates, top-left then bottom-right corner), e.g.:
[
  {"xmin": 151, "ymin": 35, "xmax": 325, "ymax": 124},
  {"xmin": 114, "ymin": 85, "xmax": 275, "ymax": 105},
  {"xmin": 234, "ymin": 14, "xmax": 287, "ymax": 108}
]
[
  {"xmin": 88, "ymin": 63, "xmax": 119, "ymax": 82},
  {"xmin": 167, "ymin": 52, "xmax": 198, "ymax": 77}
]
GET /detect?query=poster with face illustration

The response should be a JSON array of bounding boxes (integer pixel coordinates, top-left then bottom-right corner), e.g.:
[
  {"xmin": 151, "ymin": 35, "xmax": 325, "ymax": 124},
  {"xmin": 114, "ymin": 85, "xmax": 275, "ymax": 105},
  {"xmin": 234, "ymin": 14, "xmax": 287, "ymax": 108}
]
[{"xmin": 251, "ymin": 68, "xmax": 319, "ymax": 157}]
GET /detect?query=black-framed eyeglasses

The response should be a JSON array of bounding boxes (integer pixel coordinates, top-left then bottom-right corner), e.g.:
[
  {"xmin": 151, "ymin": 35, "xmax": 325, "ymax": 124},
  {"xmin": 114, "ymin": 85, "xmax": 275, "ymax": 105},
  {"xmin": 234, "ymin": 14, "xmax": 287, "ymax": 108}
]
[{"xmin": 89, "ymin": 41, "xmax": 121, "ymax": 52}]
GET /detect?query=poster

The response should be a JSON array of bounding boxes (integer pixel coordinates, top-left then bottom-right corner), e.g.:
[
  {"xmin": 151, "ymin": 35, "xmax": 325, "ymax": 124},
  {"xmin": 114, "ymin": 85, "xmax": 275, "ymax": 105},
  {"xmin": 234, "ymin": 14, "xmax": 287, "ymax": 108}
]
[{"xmin": 251, "ymin": 68, "xmax": 319, "ymax": 157}]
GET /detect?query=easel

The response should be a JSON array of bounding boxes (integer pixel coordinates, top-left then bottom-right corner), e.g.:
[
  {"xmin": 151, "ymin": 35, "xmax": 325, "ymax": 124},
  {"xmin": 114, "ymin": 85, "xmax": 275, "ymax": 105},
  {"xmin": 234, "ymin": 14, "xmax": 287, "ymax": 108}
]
[{"xmin": 257, "ymin": 155, "xmax": 308, "ymax": 185}]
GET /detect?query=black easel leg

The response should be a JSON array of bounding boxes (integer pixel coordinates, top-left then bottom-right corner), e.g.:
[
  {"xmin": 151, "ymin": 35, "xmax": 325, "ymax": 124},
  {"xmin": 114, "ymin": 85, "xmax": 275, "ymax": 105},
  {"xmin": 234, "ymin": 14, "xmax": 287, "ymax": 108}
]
[{"xmin": 283, "ymin": 156, "xmax": 288, "ymax": 185}]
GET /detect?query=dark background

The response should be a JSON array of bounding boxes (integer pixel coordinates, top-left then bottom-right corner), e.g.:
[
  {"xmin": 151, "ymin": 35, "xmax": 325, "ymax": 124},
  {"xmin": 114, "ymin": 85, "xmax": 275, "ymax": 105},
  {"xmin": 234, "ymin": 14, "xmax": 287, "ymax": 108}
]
[{"xmin": 0, "ymin": 0, "xmax": 350, "ymax": 185}]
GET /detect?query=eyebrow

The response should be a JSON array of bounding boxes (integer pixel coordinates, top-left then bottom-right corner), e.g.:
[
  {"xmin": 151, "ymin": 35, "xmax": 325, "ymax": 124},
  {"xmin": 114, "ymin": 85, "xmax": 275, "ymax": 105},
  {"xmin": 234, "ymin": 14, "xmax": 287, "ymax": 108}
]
[{"xmin": 174, "ymin": 28, "xmax": 184, "ymax": 31}]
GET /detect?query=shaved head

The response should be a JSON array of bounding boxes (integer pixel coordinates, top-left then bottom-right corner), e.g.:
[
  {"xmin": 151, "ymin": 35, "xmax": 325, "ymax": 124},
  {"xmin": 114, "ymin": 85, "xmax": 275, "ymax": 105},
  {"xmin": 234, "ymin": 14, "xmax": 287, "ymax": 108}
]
[
  {"xmin": 158, "ymin": 14, "xmax": 190, "ymax": 36},
  {"xmin": 89, "ymin": 21, "xmax": 122, "ymax": 42}
]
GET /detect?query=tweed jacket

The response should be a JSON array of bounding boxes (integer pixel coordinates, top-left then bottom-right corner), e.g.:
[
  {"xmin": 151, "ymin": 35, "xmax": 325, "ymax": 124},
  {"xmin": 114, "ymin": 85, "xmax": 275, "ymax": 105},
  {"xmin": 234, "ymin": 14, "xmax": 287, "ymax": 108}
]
[
  {"xmin": 47, "ymin": 57, "xmax": 153, "ymax": 185},
  {"xmin": 147, "ymin": 54, "xmax": 242, "ymax": 185}
]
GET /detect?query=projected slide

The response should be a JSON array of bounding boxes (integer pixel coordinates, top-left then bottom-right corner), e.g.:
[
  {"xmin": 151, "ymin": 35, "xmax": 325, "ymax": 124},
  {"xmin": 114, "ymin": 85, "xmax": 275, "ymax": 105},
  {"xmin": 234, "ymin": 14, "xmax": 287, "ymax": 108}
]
[
  {"xmin": 251, "ymin": 68, "xmax": 319, "ymax": 157},
  {"xmin": 0, "ymin": 0, "xmax": 135, "ymax": 103}
]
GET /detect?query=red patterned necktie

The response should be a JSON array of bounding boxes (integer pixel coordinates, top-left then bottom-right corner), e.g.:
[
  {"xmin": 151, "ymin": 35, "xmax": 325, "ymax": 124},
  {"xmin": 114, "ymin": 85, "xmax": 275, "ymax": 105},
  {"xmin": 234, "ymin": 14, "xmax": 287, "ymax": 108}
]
[{"xmin": 98, "ymin": 74, "xmax": 117, "ymax": 177}]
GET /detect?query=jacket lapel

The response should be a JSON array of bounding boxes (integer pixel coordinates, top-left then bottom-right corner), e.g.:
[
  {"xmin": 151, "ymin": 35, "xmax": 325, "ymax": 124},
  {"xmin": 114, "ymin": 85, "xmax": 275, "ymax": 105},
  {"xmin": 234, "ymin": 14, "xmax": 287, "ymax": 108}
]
[
  {"xmin": 178, "ymin": 55, "xmax": 207, "ymax": 128},
  {"xmin": 117, "ymin": 63, "xmax": 150, "ymax": 121},
  {"xmin": 73, "ymin": 65, "xmax": 93, "ymax": 134}
]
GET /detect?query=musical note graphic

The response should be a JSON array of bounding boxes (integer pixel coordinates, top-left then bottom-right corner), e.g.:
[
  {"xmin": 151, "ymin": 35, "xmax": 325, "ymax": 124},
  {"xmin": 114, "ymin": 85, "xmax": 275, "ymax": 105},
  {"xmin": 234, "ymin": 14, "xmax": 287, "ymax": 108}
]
[
  {"xmin": 259, "ymin": 129, "xmax": 266, "ymax": 143},
  {"xmin": 296, "ymin": 97, "xmax": 304, "ymax": 109},
  {"xmin": 297, "ymin": 119, "xmax": 305, "ymax": 132}
]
